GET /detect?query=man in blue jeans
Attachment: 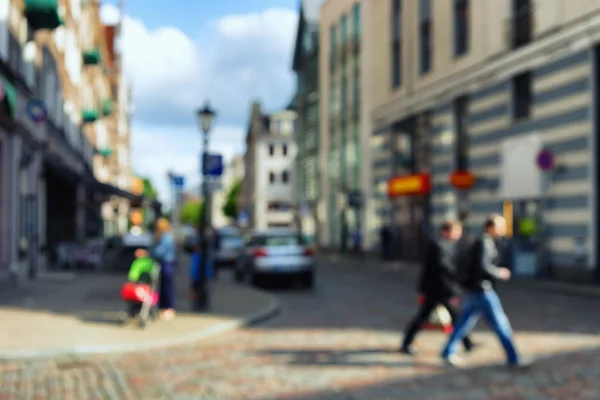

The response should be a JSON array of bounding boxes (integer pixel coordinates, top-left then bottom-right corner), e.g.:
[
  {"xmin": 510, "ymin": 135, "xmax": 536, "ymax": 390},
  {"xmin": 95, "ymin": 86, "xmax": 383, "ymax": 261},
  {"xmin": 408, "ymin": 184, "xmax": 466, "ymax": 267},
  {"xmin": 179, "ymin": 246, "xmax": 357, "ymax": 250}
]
[{"xmin": 441, "ymin": 214, "xmax": 533, "ymax": 369}]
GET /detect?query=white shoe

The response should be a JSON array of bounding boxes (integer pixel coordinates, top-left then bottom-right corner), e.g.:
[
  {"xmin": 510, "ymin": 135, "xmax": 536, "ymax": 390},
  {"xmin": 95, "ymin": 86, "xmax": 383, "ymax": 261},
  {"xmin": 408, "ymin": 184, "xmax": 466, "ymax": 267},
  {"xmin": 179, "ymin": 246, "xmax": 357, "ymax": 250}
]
[{"xmin": 443, "ymin": 354, "xmax": 463, "ymax": 367}]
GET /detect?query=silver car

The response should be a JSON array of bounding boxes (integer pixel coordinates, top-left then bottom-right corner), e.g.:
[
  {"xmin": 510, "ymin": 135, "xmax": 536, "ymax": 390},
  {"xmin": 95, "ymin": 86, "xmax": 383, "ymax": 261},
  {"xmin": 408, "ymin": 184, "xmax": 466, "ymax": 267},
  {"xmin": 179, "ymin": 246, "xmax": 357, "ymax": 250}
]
[{"xmin": 235, "ymin": 228, "xmax": 315, "ymax": 289}]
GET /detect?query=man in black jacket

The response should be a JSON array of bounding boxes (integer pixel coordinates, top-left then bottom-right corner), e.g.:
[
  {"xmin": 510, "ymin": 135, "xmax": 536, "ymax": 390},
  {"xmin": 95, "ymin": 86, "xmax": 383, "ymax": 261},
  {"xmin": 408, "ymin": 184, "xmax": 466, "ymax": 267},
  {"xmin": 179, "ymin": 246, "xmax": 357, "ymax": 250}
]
[
  {"xmin": 399, "ymin": 219, "xmax": 474, "ymax": 355},
  {"xmin": 440, "ymin": 214, "xmax": 533, "ymax": 368}
]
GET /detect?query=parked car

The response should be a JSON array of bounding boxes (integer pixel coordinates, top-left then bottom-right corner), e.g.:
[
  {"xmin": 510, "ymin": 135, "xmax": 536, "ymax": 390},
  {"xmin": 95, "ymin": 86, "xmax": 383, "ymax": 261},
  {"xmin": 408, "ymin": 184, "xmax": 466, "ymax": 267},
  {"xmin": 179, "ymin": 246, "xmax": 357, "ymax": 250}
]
[
  {"xmin": 235, "ymin": 228, "xmax": 315, "ymax": 289},
  {"xmin": 213, "ymin": 227, "xmax": 244, "ymax": 269}
]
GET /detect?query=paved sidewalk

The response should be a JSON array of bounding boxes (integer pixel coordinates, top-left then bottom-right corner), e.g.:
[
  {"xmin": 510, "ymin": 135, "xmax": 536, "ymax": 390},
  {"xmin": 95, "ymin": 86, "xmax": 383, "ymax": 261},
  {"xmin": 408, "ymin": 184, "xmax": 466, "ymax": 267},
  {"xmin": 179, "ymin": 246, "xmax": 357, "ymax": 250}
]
[{"xmin": 0, "ymin": 266, "xmax": 279, "ymax": 359}]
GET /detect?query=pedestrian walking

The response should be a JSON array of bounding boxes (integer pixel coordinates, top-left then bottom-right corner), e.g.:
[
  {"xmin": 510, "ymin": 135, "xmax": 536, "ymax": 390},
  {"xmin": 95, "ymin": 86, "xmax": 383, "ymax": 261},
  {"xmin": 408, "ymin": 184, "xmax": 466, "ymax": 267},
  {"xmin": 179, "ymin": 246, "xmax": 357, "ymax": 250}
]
[
  {"xmin": 400, "ymin": 219, "xmax": 475, "ymax": 355},
  {"xmin": 440, "ymin": 214, "xmax": 533, "ymax": 368},
  {"xmin": 150, "ymin": 217, "xmax": 177, "ymax": 320}
]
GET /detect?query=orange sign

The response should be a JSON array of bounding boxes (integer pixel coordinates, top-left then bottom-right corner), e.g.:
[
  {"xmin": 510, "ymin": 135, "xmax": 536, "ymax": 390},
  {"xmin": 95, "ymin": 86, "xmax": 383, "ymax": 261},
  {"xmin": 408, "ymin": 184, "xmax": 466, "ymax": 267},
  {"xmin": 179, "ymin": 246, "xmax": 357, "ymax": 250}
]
[
  {"xmin": 449, "ymin": 170, "xmax": 476, "ymax": 190},
  {"xmin": 387, "ymin": 174, "xmax": 431, "ymax": 198}
]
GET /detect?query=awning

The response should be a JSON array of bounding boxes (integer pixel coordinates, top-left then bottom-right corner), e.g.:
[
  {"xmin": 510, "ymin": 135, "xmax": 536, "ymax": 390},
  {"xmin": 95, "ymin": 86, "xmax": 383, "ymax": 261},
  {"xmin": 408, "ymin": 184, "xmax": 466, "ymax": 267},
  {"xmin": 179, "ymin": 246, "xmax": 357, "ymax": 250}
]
[
  {"xmin": 0, "ymin": 78, "xmax": 16, "ymax": 118},
  {"xmin": 24, "ymin": 0, "xmax": 63, "ymax": 31},
  {"xmin": 84, "ymin": 173, "xmax": 141, "ymax": 201},
  {"xmin": 44, "ymin": 154, "xmax": 82, "ymax": 184}
]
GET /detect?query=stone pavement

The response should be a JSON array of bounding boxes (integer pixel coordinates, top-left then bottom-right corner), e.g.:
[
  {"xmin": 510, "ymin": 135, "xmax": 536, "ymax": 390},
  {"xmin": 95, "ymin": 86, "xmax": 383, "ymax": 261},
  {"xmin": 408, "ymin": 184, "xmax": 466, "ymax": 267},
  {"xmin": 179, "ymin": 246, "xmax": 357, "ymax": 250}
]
[
  {"xmin": 0, "ymin": 263, "xmax": 278, "ymax": 359},
  {"xmin": 2, "ymin": 258, "xmax": 600, "ymax": 399}
]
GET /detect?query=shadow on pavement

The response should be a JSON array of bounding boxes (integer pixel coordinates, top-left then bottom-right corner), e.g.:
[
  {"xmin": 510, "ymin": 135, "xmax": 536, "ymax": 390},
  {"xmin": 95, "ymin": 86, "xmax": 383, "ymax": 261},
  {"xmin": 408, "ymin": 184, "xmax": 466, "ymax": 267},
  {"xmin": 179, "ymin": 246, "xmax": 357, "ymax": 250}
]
[{"xmin": 254, "ymin": 346, "xmax": 600, "ymax": 400}]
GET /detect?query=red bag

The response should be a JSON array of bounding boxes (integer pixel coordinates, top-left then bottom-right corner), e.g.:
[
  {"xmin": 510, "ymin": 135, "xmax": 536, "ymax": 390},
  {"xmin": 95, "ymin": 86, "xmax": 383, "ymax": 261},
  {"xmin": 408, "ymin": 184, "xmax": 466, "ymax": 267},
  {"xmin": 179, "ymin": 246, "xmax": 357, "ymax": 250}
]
[
  {"xmin": 121, "ymin": 282, "xmax": 152, "ymax": 302},
  {"xmin": 418, "ymin": 295, "xmax": 454, "ymax": 333}
]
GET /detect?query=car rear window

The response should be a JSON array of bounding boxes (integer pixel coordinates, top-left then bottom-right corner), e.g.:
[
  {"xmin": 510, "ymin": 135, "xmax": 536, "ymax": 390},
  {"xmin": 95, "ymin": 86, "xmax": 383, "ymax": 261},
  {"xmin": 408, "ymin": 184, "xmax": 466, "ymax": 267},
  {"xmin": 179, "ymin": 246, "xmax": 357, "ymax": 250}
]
[{"xmin": 255, "ymin": 235, "xmax": 304, "ymax": 246}]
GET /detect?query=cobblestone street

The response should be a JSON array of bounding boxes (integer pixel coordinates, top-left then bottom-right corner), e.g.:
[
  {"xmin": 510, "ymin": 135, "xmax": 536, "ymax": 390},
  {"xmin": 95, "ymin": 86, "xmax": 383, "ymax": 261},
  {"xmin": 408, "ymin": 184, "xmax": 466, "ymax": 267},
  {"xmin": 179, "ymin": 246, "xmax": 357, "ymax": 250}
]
[{"xmin": 2, "ymin": 259, "xmax": 600, "ymax": 399}]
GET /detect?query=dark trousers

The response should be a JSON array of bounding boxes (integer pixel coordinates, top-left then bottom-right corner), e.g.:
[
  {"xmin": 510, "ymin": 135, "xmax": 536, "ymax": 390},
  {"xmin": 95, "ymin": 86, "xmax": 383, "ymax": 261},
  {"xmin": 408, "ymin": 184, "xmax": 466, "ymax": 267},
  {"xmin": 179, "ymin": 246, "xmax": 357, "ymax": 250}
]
[
  {"xmin": 158, "ymin": 262, "xmax": 176, "ymax": 310},
  {"xmin": 402, "ymin": 295, "xmax": 473, "ymax": 350}
]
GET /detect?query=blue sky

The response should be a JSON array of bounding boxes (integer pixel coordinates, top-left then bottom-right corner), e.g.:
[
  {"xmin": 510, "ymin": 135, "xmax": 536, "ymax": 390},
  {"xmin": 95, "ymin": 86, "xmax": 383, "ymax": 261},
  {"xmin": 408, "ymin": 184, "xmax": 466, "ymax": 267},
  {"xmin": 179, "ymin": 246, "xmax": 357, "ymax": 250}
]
[{"xmin": 100, "ymin": 0, "xmax": 300, "ymax": 202}]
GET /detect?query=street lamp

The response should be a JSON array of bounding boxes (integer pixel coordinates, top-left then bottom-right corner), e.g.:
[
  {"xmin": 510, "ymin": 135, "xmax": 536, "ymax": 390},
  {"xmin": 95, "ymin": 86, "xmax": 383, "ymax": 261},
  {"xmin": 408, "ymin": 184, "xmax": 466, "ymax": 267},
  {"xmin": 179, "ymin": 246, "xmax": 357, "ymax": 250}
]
[{"xmin": 194, "ymin": 101, "xmax": 216, "ymax": 310}]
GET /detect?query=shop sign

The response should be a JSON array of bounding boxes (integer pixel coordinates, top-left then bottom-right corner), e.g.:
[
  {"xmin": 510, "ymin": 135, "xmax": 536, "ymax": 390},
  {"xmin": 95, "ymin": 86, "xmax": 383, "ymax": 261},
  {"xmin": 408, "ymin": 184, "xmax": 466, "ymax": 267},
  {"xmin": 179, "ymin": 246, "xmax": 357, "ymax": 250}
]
[
  {"xmin": 449, "ymin": 170, "xmax": 476, "ymax": 190},
  {"xmin": 387, "ymin": 173, "xmax": 431, "ymax": 198}
]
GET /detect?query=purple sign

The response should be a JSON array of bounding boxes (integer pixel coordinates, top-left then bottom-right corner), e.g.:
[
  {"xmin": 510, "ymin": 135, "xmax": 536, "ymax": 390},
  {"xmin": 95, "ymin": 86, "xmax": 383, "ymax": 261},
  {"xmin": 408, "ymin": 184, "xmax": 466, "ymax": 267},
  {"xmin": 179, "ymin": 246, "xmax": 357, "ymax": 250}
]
[
  {"xmin": 536, "ymin": 149, "xmax": 554, "ymax": 171},
  {"xmin": 0, "ymin": 81, "xmax": 5, "ymax": 101}
]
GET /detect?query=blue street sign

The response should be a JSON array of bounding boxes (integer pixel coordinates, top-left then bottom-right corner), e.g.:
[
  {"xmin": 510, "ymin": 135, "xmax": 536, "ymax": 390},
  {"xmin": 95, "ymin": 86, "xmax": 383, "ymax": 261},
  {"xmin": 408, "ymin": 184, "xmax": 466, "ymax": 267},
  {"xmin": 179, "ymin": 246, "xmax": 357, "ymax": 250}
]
[
  {"xmin": 202, "ymin": 153, "xmax": 223, "ymax": 177},
  {"xmin": 238, "ymin": 209, "xmax": 249, "ymax": 225},
  {"xmin": 172, "ymin": 175, "xmax": 185, "ymax": 188}
]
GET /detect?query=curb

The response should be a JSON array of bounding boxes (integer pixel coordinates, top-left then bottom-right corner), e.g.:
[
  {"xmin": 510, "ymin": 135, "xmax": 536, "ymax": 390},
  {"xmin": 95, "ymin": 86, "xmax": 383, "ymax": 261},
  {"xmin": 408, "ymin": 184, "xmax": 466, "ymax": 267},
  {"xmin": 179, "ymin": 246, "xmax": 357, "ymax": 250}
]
[{"xmin": 0, "ymin": 289, "xmax": 281, "ymax": 361}]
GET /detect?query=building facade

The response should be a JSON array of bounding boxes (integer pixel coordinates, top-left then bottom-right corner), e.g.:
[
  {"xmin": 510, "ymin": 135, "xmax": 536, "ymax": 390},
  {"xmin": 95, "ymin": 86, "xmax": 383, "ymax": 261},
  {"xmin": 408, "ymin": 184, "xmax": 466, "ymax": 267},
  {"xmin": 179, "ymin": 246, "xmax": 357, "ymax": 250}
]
[
  {"xmin": 241, "ymin": 101, "xmax": 297, "ymax": 230},
  {"xmin": 292, "ymin": 0, "xmax": 323, "ymax": 244},
  {"xmin": 370, "ymin": 0, "xmax": 600, "ymax": 280},
  {"xmin": 211, "ymin": 155, "xmax": 244, "ymax": 228},
  {"xmin": 0, "ymin": 0, "xmax": 135, "ymax": 282},
  {"xmin": 320, "ymin": 0, "xmax": 374, "ymax": 250}
]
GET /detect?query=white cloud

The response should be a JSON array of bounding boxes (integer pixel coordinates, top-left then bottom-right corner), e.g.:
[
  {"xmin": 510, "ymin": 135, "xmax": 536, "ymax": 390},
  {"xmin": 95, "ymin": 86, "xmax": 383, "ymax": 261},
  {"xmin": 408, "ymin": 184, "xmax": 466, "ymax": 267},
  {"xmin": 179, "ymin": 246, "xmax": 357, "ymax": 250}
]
[{"xmin": 100, "ymin": 5, "xmax": 298, "ymax": 202}]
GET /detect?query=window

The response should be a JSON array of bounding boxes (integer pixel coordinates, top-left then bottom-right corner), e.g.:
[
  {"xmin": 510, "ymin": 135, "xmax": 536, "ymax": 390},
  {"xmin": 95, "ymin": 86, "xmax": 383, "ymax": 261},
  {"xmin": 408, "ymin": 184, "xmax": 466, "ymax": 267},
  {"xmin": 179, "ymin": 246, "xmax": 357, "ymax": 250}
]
[
  {"xmin": 274, "ymin": 120, "xmax": 281, "ymax": 133},
  {"xmin": 453, "ymin": 96, "xmax": 469, "ymax": 170},
  {"xmin": 329, "ymin": 25, "xmax": 337, "ymax": 71},
  {"xmin": 282, "ymin": 170, "xmax": 289, "ymax": 183},
  {"xmin": 341, "ymin": 14, "xmax": 348, "ymax": 44},
  {"xmin": 268, "ymin": 144, "xmax": 275, "ymax": 156},
  {"xmin": 513, "ymin": 72, "xmax": 532, "ymax": 120},
  {"xmin": 419, "ymin": 0, "xmax": 432, "ymax": 75},
  {"xmin": 512, "ymin": 0, "xmax": 533, "ymax": 49},
  {"xmin": 282, "ymin": 144, "xmax": 288, "ymax": 156},
  {"xmin": 391, "ymin": 0, "xmax": 402, "ymax": 88},
  {"xmin": 352, "ymin": 3, "xmax": 361, "ymax": 41},
  {"xmin": 454, "ymin": 0, "xmax": 469, "ymax": 56},
  {"xmin": 269, "ymin": 172, "xmax": 275, "ymax": 183}
]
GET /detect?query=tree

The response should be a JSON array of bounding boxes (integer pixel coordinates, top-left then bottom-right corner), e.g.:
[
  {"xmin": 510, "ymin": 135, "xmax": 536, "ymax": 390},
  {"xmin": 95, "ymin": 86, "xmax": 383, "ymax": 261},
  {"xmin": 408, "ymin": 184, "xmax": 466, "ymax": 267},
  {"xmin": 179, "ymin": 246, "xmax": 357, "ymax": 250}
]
[
  {"xmin": 141, "ymin": 177, "xmax": 158, "ymax": 200},
  {"xmin": 222, "ymin": 180, "xmax": 242, "ymax": 220},
  {"xmin": 180, "ymin": 200, "xmax": 204, "ymax": 226}
]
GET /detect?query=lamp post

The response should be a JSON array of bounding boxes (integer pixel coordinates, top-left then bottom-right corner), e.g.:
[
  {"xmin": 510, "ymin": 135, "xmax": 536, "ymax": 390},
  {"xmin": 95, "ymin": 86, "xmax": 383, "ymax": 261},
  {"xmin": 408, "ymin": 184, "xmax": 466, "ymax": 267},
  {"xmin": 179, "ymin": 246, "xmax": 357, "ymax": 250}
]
[{"xmin": 194, "ymin": 102, "xmax": 216, "ymax": 310}]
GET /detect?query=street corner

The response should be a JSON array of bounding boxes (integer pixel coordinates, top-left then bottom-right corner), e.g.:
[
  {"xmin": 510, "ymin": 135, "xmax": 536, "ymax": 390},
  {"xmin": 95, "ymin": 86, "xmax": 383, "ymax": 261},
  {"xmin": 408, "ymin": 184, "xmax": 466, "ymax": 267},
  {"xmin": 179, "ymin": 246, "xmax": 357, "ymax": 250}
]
[{"xmin": 0, "ymin": 280, "xmax": 280, "ymax": 361}]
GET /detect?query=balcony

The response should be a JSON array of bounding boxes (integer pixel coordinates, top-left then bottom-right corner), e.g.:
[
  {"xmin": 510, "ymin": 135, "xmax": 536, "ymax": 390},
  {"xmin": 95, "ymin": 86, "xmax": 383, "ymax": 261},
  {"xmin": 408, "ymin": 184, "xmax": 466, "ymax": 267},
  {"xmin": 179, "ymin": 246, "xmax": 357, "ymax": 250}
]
[
  {"xmin": 24, "ymin": 0, "xmax": 63, "ymax": 31},
  {"xmin": 82, "ymin": 49, "xmax": 101, "ymax": 66},
  {"xmin": 507, "ymin": 5, "xmax": 534, "ymax": 49}
]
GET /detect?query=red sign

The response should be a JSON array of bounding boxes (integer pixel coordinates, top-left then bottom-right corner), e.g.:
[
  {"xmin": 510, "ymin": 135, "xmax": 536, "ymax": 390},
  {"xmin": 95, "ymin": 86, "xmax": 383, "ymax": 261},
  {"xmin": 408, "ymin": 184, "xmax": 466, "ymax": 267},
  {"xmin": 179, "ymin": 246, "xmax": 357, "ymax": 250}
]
[
  {"xmin": 388, "ymin": 174, "xmax": 431, "ymax": 198},
  {"xmin": 449, "ymin": 170, "xmax": 476, "ymax": 190}
]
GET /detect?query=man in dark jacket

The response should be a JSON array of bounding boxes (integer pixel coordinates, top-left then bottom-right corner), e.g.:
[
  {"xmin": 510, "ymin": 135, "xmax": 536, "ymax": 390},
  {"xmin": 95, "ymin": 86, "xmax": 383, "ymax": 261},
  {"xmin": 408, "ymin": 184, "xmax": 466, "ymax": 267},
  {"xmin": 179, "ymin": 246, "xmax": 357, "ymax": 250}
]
[
  {"xmin": 441, "ymin": 214, "xmax": 533, "ymax": 368},
  {"xmin": 399, "ymin": 219, "xmax": 474, "ymax": 354}
]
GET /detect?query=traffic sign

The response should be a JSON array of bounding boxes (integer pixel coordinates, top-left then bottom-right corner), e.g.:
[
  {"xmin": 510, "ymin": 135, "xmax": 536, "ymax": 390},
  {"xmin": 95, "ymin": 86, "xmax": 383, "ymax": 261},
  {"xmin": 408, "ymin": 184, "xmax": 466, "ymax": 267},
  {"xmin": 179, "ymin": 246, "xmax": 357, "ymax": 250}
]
[
  {"xmin": 238, "ymin": 209, "xmax": 249, "ymax": 226},
  {"xmin": 202, "ymin": 153, "xmax": 223, "ymax": 177},
  {"xmin": 536, "ymin": 149, "xmax": 554, "ymax": 171},
  {"xmin": 171, "ymin": 175, "xmax": 185, "ymax": 188}
]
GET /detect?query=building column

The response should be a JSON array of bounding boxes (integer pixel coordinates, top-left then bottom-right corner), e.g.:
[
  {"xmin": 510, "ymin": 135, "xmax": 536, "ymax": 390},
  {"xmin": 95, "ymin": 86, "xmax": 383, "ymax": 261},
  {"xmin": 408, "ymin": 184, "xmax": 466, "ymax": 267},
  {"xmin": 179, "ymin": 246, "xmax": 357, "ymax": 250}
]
[{"xmin": 76, "ymin": 185, "xmax": 86, "ymax": 241}]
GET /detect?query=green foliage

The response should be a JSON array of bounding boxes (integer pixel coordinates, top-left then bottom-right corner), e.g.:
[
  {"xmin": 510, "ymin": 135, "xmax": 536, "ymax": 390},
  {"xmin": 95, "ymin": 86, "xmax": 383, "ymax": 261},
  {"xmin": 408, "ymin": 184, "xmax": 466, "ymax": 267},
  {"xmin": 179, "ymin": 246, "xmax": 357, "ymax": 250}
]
[
  {"xmin": 141, "ymin": 177, "xmax": 158, "ymax": 200},
  {"xmin": 180, "ymin": 200, "xmax": 204, "ymax": 226},
  {"xmin": 222, "ymin": 180, "xmax": 242, "ymax": 220}
]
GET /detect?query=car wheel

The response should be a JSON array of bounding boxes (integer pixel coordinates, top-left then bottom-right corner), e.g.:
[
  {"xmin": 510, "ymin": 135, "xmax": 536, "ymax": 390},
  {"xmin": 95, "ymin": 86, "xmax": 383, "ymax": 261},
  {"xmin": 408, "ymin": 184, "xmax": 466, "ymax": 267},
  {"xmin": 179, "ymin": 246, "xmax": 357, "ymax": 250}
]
[{"xmin": 300, "ymin": 272, "xmax": 314, "ymax": 290}]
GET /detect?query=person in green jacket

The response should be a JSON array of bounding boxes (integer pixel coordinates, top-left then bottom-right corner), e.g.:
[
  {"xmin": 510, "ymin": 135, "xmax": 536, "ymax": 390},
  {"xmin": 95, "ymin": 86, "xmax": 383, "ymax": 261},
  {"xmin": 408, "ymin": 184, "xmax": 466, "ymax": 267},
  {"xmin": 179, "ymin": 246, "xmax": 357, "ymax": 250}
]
[{"xmin": 128, "ymin": 249, "xmax": 159, "ymax": 283}]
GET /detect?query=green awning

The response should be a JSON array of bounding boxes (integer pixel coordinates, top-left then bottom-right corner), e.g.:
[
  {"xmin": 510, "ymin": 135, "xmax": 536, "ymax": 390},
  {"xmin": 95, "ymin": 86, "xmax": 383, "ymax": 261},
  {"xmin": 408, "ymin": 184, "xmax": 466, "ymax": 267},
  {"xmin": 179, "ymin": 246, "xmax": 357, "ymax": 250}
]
[
  {"xmin": 1, "ymin": 78, "xmax": 16, "ymax": 118},
  {"xmin": 24, "ymin": 0, "xmax": 62, "ymax": 31},
  {"xmin": 82, "ymin": 109, "xmax": 98, "ymax": 123},
  {"xmin": 101, "ymin": 99, "xmax": 114, "ymax": 116},
  {"xmin": 82, "ymin": 49, "xmax": 101, "ymax": 65}
]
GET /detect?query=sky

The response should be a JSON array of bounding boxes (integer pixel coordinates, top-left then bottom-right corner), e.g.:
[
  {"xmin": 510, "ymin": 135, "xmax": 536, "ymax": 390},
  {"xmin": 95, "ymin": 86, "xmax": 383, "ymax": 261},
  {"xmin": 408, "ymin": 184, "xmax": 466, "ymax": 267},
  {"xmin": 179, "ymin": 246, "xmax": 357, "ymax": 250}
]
[{"xmin": 99, "ymin": 0, "xmax": 300, "ymax": 204}]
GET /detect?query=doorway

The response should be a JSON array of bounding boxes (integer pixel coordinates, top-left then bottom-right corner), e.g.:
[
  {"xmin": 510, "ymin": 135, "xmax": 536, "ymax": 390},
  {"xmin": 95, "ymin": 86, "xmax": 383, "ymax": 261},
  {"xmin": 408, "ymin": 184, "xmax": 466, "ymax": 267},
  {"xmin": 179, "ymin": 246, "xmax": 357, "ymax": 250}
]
[{"xmin": 503, "ymin": 199, "xmax": 541, "ymax": 277}]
